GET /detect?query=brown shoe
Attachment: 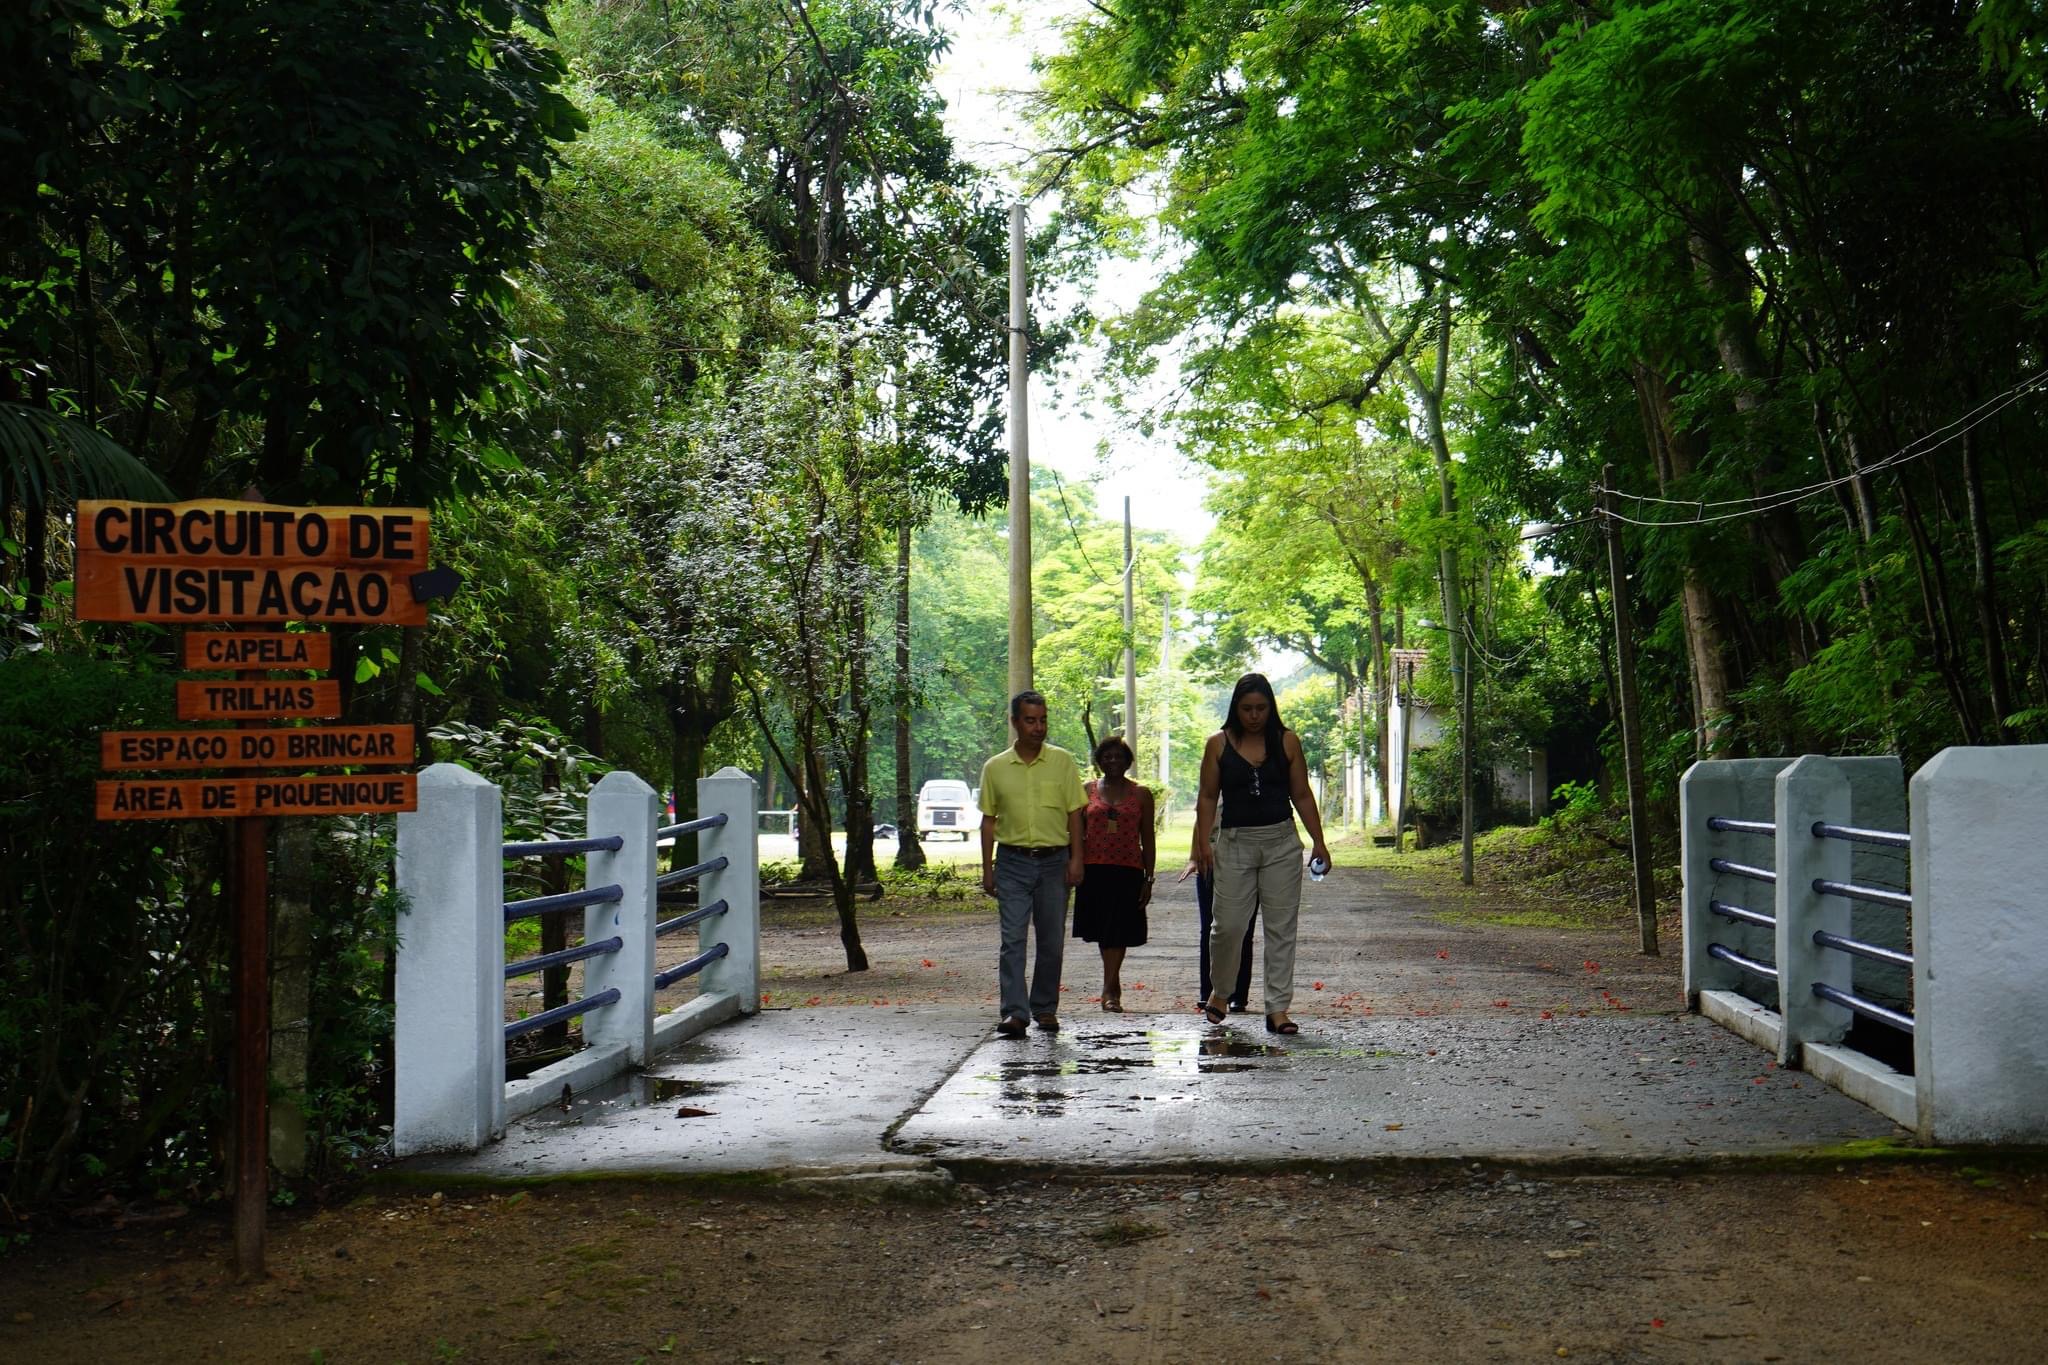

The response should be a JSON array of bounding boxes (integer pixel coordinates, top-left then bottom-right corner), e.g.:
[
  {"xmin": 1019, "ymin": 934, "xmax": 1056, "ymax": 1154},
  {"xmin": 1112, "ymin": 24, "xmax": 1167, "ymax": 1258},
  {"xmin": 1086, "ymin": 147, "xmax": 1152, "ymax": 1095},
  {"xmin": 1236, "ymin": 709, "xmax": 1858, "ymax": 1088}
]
[
  {"xmin": 1033, "ymin": 1012, "xmax": 1060, "ymax": 1033},
  {"xmin": 995, "ymin": 1015, "xmax": 1028, "ymax": 1038}
]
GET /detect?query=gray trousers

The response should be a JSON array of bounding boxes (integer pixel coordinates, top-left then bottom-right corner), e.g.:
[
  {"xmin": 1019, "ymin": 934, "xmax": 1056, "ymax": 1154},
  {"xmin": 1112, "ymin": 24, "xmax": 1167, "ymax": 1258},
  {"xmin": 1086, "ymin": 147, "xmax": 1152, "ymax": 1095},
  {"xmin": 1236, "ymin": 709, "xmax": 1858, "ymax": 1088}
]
[
  {"xmin": 995, "ymin": 847, "xmax": 1069, "ymax": 1019},
  {"xmin": 1208, "ymin": 821, "xmax": 1302, "ymax": 1015}
]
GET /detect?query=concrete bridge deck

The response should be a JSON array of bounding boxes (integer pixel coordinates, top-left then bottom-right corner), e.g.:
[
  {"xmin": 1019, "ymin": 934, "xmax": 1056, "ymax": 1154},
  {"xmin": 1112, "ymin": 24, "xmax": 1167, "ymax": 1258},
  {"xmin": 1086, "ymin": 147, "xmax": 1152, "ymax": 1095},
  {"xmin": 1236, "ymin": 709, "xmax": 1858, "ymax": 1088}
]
[{"xmin": 409, "ymin": 860, "xmax": 1904, "ymax": 1185}]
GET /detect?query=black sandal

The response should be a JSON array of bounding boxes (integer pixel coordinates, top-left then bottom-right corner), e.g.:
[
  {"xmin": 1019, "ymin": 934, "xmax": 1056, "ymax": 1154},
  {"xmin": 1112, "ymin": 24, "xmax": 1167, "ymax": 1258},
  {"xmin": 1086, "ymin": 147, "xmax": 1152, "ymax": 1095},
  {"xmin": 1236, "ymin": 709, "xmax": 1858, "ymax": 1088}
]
[
  {"xmin": 1265, "ymin": 1015, "xmax": 1300, "ymax": 1035},
  {"xmin": 1203, "ymin": 998, "xmax": 1228, "ymax": 1025}
]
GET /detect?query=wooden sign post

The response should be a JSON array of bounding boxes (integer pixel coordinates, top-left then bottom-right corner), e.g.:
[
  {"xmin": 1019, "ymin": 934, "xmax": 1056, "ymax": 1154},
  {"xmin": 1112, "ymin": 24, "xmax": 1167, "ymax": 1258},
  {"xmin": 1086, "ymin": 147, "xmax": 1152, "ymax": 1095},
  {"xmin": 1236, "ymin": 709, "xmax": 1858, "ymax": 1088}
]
[{"xmin": 75, "ymin": 500, "xmax": 438, "ymax": 1280}]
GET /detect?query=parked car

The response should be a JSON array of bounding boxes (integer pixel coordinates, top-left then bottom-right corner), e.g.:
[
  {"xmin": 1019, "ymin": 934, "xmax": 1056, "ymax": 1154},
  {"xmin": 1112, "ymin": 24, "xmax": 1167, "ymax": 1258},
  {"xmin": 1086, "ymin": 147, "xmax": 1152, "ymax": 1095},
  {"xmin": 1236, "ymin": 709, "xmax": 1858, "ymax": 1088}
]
[{"xmin": 916, "ymin": 779, "xmax": 975, "ymax": 840}]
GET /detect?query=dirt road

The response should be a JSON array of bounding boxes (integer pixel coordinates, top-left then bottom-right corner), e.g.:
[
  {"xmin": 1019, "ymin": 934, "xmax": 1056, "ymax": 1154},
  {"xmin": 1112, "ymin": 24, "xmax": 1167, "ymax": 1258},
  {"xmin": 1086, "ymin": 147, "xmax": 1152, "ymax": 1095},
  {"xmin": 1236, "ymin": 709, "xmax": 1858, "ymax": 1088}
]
[
  {"xmin": 5, "ymin": 1162, "xmax": 2042, "ymax": 1362},
  {"xmin": 4, "ymin": 854, "xmax": 2044, "ymax": 1362}
]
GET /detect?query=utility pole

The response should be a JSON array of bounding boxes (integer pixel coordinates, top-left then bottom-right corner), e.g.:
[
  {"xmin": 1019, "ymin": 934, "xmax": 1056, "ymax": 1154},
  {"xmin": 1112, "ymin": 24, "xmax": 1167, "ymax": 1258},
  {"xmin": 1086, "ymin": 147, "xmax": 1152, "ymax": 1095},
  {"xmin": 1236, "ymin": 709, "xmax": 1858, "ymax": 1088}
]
[
  {"xmin": 1602, "ymin": 464, "xmax": 1659, "ymax": 954},
  {"xmin": 1122, "ymin": 497, "xmax": 1137, "ymax": 749},
  {"xmin": 1006, "ymin": 204, "xmax": 1033, "ymax": 701},
  {"xmin": 1460, "ymin": 626, "xmax": 1474, "ymax": 886},
  {"xmin": 1158, "ymin": 592, "xmax": 1172, "ymax": 799}
]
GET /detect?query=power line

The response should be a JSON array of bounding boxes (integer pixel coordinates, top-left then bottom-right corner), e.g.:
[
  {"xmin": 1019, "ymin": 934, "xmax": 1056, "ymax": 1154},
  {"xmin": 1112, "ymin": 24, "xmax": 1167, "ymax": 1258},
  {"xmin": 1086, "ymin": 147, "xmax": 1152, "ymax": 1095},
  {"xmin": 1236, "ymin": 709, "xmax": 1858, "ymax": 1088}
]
[
  {"xmin": 1594, "ymin": 371, "xmax": 2047, "ymax": 527},
  {"xmin": 1046, "ymin": 468, "xmax": 1138, "ymax": 590}
]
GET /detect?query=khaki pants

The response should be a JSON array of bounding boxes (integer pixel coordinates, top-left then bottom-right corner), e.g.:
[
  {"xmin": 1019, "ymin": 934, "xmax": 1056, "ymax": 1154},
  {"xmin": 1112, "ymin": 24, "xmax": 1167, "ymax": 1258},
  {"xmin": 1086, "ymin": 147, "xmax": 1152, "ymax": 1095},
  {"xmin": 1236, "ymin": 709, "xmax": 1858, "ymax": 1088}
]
[{"xmin": 1208, "ymin": 820, "xmax": 1302, "ymax": 1015}]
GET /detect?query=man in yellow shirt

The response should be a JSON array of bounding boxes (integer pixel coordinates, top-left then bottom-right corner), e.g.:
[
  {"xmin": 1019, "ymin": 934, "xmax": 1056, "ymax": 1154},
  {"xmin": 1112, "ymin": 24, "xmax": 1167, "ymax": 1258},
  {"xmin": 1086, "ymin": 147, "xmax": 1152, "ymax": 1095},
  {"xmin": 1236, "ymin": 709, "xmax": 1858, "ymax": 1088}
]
[{"xmin": 979, "ymin": 690, "xmax": 1087, "ymax": 1038}]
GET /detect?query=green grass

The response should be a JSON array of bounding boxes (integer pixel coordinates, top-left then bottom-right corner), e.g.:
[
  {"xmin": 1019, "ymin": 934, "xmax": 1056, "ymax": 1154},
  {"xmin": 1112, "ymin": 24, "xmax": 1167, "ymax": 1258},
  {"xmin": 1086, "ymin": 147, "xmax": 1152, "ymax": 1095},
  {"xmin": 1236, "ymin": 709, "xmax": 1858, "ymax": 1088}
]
[{"xmin": 1436, "ymin": 906, "xmax": 1611, "ymax": 931}]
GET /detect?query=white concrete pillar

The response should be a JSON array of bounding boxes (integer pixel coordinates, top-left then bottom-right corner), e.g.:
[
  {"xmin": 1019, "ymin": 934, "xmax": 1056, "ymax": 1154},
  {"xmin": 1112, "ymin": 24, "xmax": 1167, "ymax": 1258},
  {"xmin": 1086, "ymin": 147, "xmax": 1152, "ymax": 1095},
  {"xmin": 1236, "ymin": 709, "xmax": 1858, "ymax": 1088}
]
[
  {"xmin": 1680, "ymin": 758, "xmax": 1793, "ymax": 1008},
  {"xmin": 1911, "ymin": 744, "xmax": 2048, "ymax": 1144},
  {"xmin": 1774, "ymin": 756, "xmax": 1855, "ymax": 1065},
  {"xmin": 696, "ymin": 765, "xmax": 760, "ymax": 1012},
  {"xmin": 581, "ymin": 770, "xmax": 658, "ymax": 1065},
  {"xmin": 394, "ymin": 763, "xmax": 505, "ymax": 1156}
]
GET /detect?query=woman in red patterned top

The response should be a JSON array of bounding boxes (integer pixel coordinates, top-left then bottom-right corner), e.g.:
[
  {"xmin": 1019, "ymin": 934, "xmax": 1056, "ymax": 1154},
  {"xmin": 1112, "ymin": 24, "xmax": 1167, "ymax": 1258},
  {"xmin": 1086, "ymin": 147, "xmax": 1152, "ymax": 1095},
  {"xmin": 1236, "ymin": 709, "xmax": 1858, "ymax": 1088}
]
[{"xmin": 1071, "ymin": 734, "xmax": 1156, "ymax": 1011}]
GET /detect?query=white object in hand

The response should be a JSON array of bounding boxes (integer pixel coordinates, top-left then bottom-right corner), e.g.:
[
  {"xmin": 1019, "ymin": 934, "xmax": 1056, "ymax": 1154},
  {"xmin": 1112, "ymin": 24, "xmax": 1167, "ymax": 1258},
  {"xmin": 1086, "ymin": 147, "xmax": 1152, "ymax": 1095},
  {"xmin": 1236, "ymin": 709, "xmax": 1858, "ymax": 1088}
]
[{"xmin": 1307, "ymin": 855, "xmax": 1330, "ymax": 882}]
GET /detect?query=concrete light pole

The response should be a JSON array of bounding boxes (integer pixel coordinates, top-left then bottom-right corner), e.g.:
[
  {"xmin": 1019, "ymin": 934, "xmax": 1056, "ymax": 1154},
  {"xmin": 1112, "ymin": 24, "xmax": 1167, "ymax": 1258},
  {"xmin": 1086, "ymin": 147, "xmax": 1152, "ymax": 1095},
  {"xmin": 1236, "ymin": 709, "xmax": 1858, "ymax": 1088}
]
[
  {"xmin": 1007, "ymin": 204, "xmax": 1032, "ymax": 701},
  {"xmin": 1122, "ymin": 497, "xmax": 1137, "ymax": 750}
]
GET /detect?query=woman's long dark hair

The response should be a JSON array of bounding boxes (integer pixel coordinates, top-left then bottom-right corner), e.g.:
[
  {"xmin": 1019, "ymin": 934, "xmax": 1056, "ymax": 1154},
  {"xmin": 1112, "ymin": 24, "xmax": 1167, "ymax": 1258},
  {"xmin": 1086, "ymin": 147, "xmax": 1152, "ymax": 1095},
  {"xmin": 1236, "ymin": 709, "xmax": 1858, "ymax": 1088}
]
[{"xmin": 1222, "ymin": 672, "xmax": 1287, "ymax": 739}]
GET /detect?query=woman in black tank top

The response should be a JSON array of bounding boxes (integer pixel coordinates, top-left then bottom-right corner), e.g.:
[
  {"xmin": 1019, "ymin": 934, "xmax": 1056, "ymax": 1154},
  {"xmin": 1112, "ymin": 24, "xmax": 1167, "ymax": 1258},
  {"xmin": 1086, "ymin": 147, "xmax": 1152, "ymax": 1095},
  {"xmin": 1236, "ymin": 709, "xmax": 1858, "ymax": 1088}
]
[
  {"xmin": 1190, "ymin": 673, "xmax": 1333, "ymax": 1034},
  {"xmin": 1218, "ymin": 737, "xmax": 1293, "ymax": 827}
]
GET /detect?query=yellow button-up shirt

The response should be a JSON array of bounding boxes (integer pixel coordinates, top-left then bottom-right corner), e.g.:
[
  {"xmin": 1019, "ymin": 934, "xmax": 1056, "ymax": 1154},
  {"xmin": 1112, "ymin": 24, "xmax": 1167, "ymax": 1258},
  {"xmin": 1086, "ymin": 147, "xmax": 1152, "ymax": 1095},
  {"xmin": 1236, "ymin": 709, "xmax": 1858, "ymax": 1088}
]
[{"xmin": 978, "ymin": 743, "xmax": 1087, "ymax": 847}]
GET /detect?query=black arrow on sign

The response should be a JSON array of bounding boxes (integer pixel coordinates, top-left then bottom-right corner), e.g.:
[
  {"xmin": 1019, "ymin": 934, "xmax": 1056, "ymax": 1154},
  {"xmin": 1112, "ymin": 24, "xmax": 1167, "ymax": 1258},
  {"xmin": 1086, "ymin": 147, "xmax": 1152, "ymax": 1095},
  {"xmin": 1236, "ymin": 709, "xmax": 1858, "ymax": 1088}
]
[{"xmin": 408, "ymin": 566, "xmax": 461, "ymax": 602}]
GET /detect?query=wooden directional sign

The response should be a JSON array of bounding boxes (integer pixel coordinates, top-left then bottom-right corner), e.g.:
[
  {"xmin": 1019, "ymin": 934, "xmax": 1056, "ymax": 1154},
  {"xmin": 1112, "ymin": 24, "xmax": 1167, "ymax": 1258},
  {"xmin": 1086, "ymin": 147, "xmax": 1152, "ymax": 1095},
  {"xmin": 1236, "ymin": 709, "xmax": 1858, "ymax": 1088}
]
[
  {"xmin": 101, "ymin": 724, "xmax": 414, "ymax": 772},
  {"xmin": 176, "ymin": 679, "xmax": 342, "ymax": 721},
  {"xmin": 97, "ymin": 774, "xmax": 418, "ymax": 821},
  {"xmin": 75, "ymin": 500, "xmax": 431, "ymax": 625},
  {"xmin": 184, "ymin": 630, "xmax": 332, "ymax": 672}
]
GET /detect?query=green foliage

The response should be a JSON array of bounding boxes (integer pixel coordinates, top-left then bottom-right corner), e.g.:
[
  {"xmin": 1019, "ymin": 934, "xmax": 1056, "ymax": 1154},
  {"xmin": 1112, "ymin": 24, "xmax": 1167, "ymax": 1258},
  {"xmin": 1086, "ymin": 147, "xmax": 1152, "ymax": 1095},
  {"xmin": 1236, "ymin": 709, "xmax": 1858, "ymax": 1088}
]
[
  {"xmin": 1549, "ymin": 781, "xmax": 1603, "ymax": 823},
  {"xmin": 299, "ymin": 819, "xmax": 406, "ymax": 1179},
  {"xmin": 2, "ymin": 0, "xmax": 583, "ymax": 502},
  {"xmin": 0, "ymin": 651, "xmax": 226, "ymax": 1203},
  {"xmin": 428, "ymin": 718, "xmax": 607, "ymax": 846},
  {"xmin": 1040, "ymin": 0, "xmax": 2048, "ymax": 828}
]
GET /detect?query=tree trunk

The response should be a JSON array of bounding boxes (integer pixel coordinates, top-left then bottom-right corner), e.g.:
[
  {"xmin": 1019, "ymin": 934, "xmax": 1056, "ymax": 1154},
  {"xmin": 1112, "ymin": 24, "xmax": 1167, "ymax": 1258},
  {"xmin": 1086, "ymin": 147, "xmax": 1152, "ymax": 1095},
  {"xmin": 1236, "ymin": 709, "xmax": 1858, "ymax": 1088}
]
[
  {"xmin": 668, "ymin": 720, "xmax": 707, "ymax": 873},
  {"xmin": 1632, "ymin": 362, "xmax": 1739, "ymax": 753},
  {"xmin": 798, "ymin": 747, "xmax": 837, "ymax": 882},
  {"xmin": 893, "ymin": 512, "xmax": 926, "ymax": 869},
  {"xmin": 1403, "ymin": 294, "xmax": 1471, "ymax": 882},
  {"xmin": 1603, "ymin": 466, "xmax": 1659, "ymax": 956},
  {"xmin": 841, "ymin": 594, "xmax": 877, "ymax": 888},
  {"xmin": 1894, "ymin": 473, "xmax": 1983, "ymax": 744},
  {"xmin": 1365, "ymin": 579, "xmax": 1390, "ymax": 821},
  {"xmin": 1961, "ymin": 424, "xmax": 2015, "ymax": 728},
  {"xmin": 1690, "ymin": 223, "xmax": 1809, "ymax": 661}
]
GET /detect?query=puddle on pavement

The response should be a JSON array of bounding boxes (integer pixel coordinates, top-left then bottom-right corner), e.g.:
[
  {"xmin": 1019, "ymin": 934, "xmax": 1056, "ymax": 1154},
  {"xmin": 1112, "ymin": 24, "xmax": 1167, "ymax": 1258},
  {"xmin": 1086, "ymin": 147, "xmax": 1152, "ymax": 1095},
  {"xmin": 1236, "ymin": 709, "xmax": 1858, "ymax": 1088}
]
[
  {"xmin": 518, "ymin": 1072, "xmax": 722, "ymax": 1128},
  {"xmin": 956, "ymin": 1027, "xmax": 1417, "ymax": 1116}
]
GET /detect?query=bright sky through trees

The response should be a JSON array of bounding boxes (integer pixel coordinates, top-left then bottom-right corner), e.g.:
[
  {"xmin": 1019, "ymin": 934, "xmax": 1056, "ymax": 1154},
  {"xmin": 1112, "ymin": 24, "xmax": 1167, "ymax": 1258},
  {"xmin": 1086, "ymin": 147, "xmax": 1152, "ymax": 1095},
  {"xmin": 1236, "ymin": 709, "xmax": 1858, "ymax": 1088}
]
[{"xmin": 934, "ymin": 1, "xmax": 1213, "ymax": 540}]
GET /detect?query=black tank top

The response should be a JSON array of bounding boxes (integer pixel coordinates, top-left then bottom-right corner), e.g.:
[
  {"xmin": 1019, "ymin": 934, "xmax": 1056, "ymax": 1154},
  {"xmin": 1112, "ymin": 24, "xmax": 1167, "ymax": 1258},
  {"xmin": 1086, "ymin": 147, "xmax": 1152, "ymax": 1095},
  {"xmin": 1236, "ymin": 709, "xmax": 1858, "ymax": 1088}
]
[{"xmin": 1219, "ymin": 732, "xmax": 1292, "ymax": 828}]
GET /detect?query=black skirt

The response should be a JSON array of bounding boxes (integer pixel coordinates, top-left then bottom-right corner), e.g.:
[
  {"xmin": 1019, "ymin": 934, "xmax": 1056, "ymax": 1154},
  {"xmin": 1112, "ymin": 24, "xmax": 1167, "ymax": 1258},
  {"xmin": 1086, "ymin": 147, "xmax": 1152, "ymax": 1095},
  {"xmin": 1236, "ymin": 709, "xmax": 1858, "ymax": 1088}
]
[{"xmin": 1072, "ymin": 863, "xmax": 1148, "ymax": 948}]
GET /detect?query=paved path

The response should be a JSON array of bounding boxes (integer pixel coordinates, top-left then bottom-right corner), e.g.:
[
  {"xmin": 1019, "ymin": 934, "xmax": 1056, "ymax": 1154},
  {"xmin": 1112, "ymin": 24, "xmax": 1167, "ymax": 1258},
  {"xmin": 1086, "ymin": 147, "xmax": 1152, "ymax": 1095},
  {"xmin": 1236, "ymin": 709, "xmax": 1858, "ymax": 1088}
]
[
  {"xmin": 410, "ymin": 863, "xmax": 1903, "ymax": 1183},
  {"xmin": 890, "ymin": 1010, "xmax": 1897, "ymax": 1168}
]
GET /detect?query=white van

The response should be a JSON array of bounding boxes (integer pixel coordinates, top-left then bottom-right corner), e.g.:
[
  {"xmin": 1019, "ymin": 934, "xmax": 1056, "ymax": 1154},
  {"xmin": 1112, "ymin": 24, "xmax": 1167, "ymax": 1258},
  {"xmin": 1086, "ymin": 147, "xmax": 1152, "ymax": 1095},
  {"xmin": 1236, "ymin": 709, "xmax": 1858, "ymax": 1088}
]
[{"xmin": 916, "ymin": 779, "xmax": 975, "ymax": 840}]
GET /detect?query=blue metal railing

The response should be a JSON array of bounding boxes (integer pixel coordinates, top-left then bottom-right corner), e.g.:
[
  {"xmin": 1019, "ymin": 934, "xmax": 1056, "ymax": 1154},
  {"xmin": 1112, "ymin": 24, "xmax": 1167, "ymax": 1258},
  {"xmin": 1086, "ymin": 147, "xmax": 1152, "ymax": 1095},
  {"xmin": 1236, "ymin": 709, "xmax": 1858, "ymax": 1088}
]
[
  {"xmin": 1710, "ymin": 899, "xmax": 1775, "ymax": 929},
  {"xmin": 504, "ymin": 883, "xmax": 623, "ymax": 922},
  {"xmin": 1811, "ymin": 928, "xmax": 1912, "ymax": 971},
  {"xmin": 1812, "ymin": 821, "xmax": 1910, "ymax": 850},
  {"xmin": 1811, "ymin": 877, "xmax": 1911, "ymax": 910},
  {"xmin": 498, "ymin": 807, "xmax": 743, "ymax": 1058},
  {"xmin": 506, "ymin": 988, "xmax": 622, "ymax": 1041},
  {"xmin": 1709, "ymin": 857, "xmax": 1776, "ymax": 885},
  {"xmin": 655, "ymin": 942, "xmax": 729, "ymax": 990},
  {"xmin": 1813, "ymin": 981, "xmax": 1915, "ymax": 1033},
  {"xmin": 656, "ymin": 899, "xmax": 728, "ymax": 937},
  {"xmin": 502, "ymin": 835, "xmax": 625, "ymax": 859},
  {"xmin": 1708, "ymin": 942, "xmax": 1778, "ymax": 981},
  {"xmin": 1805, "ymin": 818, "xmax": 1915, "ymax": 1032},
  {"xmin": 507, "ymin": 936, "xmax": 622, "ymax": 979},
  {"xmin": 1707, "ymin": 819, "xmax": 1779, "ymax": 984},
  {"xmin": 656, "ymin": 855, "xmax": 728, "ymax": 890},
  {"xmin": 658, "ymin": 812, "xmax": 730, "ymax": 841}
]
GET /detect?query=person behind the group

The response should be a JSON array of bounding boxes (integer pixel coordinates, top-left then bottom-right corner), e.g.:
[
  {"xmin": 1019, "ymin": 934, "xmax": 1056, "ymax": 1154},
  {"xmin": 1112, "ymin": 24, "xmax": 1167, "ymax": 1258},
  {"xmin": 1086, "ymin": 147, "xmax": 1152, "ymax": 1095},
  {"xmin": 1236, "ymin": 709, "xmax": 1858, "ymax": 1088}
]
[
  {"xmin": 1071, "ymin": 734, "xmax": 1155, "ymax": 1011},
  {"xmin": 978, "ymin": 690, "xmax": 1087, "ymax": 1038},
  {"xmin": 1195, "ymin": 861, "xmax": 1256, "ymax": 1013},
  {"xmin": 1189, "ymin": 672, "xmax": 1332, "ymax": 1035}
]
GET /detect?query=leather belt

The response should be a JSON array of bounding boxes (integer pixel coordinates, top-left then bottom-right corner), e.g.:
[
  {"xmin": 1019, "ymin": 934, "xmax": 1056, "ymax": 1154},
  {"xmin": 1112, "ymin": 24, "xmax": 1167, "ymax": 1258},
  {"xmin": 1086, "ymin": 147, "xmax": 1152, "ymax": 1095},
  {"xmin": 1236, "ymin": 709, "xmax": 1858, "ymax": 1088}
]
[{"xmin": 998, "ymin": 843, "xmax": 1067, "ymax": 858}]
